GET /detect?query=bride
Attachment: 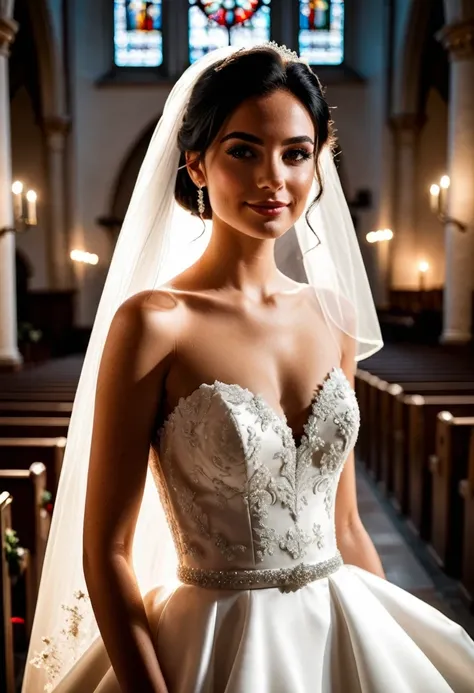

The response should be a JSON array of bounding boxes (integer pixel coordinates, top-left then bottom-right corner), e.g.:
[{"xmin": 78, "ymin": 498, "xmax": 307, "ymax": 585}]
[{"xmin": 23, "ymin": 43, "xmax": 474, "ymax": 693}]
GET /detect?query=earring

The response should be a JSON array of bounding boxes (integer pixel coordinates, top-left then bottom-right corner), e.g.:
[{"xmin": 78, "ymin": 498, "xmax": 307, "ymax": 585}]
[{"xmin": 197, "ymin": 185, "xmax": 205, "ymax": 217}]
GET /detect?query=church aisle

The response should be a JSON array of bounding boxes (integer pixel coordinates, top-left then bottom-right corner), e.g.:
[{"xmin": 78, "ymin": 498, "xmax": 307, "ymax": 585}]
[{"xmin": 357, "ymin": 463, "xmax": 474, "ymax": 639}]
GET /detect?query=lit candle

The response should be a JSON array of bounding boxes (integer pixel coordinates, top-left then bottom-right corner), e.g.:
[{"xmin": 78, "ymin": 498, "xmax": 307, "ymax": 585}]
[
  {"xmin": 12, "ymin": 181, "xmax": 24, "ymax": 221},
  {"xmin": 418, "ymin": 260, "xmax": 429, "ymax": 291},
  {"xmin": 439, "ymin": 175, "xmax": 450, "ymax": 216},
  {"xmin": 430, "ymin": 184, "xmax": 440, "ymax": 214},
  {"xmin": 26, "ymin": 190, "xmax": 37, "ymax": 225},
  {"xmin": 70, "ymin": 249, "xmax": 99, "ymax": 265}
]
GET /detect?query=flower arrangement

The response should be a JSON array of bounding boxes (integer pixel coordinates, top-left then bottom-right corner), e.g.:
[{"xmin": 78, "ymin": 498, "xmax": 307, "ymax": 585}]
[
  {"xmin": 17, "ymin": 321, "xmax": 43, "ymax": 344},
  {"xmin": 40, "ymin": 490, "xmax": 54, "ymax": 516},
  {"xmin": 4, "ymin": 527, "xmax": 26, "ymax": 580}
]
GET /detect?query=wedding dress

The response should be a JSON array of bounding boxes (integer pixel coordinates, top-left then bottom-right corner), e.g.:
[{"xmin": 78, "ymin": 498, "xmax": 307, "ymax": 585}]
[{"xmin": 54, "ymin": 366, "xmax": 474, "ymax": 693}]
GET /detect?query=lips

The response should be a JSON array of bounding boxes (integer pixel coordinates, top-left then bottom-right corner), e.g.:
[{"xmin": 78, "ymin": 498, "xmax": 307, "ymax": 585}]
[{"xmin": 246, "ymin": 201, "xmax": 289, "ymax": 217}]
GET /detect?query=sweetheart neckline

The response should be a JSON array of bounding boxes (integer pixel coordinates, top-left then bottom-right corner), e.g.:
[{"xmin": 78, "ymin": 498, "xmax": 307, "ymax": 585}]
[{"xmin": 158, "ymin": 366, "xmax": 353, "ymax": 448}]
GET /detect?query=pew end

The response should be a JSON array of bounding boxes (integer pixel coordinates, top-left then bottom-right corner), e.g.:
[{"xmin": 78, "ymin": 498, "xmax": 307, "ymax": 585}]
[{"xmin": 0, "ymin": 492, "xmax": 15, "ymax": 693}]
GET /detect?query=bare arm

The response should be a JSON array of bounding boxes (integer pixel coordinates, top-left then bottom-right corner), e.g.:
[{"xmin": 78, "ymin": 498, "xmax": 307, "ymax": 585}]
[
  {"xmin": 334, "ymin": 335, "xmax": 386, "ymax": 579},
  {"xmin": 83, "ymin": 291, "xmax": 180, "ymax": 693}
]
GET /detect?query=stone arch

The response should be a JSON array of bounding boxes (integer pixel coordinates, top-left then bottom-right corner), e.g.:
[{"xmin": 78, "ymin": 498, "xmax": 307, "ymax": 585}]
[
  {"xmin": 109, "ymin": 117, "xmax": 160, "ymax": 228},
  {"xmin": 25, "ymin": 0, "xmax": 66, "ymax": 119},
  {"xmin": 393, "ymin": 0, "xmax": 433, "ymax": 116}
]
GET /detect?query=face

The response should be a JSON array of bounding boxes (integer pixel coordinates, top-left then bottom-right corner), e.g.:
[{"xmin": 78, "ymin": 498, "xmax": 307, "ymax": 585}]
[{"xmin": 188, "ymin": 89, "xmax": 317, "ymax": 240}]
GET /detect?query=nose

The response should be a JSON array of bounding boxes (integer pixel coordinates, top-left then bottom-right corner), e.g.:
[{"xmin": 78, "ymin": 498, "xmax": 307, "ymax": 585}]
[{"xmin": 256, "ymin": 154, "xmax": 285, "ymax": 192}]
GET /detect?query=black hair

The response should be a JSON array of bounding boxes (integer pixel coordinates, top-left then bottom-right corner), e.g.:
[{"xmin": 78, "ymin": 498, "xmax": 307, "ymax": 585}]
[{"xmin": 175, "ymin": 47, "xmax": 334, "ymax": 227}]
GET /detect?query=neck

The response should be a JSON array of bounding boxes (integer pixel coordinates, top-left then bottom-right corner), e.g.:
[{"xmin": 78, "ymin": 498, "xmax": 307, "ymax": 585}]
[{"xmin": 195, "ymin": 217, "xmax": 283, "ymax": 297}]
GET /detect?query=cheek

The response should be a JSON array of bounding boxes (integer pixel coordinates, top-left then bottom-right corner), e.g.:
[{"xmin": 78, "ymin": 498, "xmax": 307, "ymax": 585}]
[
  {"xmin": 288, "ymin": 167, "xmax": 315, "ymax": 208},
  {"xmin": 206, "ymin": 159, "xmax": 249, "ymax": 211}
]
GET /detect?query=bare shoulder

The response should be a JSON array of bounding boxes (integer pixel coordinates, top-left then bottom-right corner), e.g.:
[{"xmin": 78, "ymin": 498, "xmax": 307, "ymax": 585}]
[
  {"xmin": 102, "ymin": 289, "xmax": 188, "ymax": 379},
  {"xmin": 116, "ymin": 288, "xmax": 187, "ymax": 320}
]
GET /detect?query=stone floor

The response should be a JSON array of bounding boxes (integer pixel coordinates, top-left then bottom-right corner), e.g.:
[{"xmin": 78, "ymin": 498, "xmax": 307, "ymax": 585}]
[{"xmin": 357, "ymin": 463, "xmax": 474, "ymax": 638}]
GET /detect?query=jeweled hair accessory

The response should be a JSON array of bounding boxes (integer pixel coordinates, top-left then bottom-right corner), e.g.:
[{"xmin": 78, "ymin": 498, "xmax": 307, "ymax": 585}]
[
  {"xmin": 214, "ymin": 41, "xmax": 305, "ymax": 72},
  {"xmin": 266, "ymin": 40, "xmax": 302, "ymax": 63}
]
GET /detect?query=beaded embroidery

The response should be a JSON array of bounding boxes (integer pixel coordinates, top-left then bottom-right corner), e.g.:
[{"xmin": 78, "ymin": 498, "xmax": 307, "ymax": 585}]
[
  {"xmin": 155, "ymin": 368, "xmax": 359, "ymax": 566},
  {"xmin": 178, "ymin": 551, "xmax": 343, "ymax": 592}
]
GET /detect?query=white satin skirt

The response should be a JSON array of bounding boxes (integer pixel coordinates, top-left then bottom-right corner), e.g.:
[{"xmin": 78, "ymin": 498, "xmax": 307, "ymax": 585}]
[{"xmin": 54, "ymin": 564, "xmax": 474, "ymax": 693}]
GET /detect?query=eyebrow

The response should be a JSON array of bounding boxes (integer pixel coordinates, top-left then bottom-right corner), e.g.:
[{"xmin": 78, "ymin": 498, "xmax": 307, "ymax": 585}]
[{"xmin": 219, "ymin": 131, "xmax": 314, "ymax": 146}]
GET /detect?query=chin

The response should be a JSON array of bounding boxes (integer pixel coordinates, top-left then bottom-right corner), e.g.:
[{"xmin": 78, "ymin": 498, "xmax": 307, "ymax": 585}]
[
  {"xmin": 242, "ymin": 210, "xmax": 294, "ymax": 239},
  {"xmin": 249, "ymin": 225, "xmax": 291, "ymax": 241}
]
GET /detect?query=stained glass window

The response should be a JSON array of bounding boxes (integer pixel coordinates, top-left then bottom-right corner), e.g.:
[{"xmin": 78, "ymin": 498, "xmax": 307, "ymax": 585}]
[
  {"xmin": 299, "ymin": 0, "xmax": 344, "ymax": 66},
  {"xmin": 189, "ymin": 1, "xmax": 271, "ymax": 64},
  {"xmin": 114, "ymin": 1, "xmax": 163, "ymax": 67}
]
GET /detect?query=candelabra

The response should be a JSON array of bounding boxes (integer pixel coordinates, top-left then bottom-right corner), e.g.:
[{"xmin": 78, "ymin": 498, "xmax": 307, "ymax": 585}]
[
  {"xmin": 429, "ymin": 175, "xmax": 467, "ymax": 233},
  {"xmin": 0, "ymin": 181, "xmax": 37, "ymax": 237}
]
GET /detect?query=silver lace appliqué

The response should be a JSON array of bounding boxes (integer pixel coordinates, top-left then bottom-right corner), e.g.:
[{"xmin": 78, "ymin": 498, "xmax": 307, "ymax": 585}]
[{"xmin": 156, "ymin": 368, "xmax": 359, "ymax": 566}]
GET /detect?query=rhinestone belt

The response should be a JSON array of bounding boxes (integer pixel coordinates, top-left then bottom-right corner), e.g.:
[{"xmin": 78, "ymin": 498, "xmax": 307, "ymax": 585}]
[{"xmin": 177, "ymin": 551, "xmax": 343, "ymax": 592}]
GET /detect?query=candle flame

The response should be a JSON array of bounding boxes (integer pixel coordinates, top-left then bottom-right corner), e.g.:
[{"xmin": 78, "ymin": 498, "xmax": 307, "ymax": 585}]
[
  {"xmin": 70, "ymin": 249, "xmax": 99, "ymax": 265},
  {"xmin": 366, "ymin": 229, "xmax": 393, "ymax": 244},
  {"xmin": 12, "ymin": 181, "xmax": 23, "ymax": 195},
  {"xmin": 430, "ymin": 184, "xmax": 440, "ymax": 196},
  {"xmin": 440, "ymin": 175, "xmax": 450, "ymax": 189},
  {"xmin": 418, "ymin": 261, "xmax": 429, "ymax": 273},
  {"xmin": 26, "ymin": 190, "xmax": 37, "ymax": 202}
]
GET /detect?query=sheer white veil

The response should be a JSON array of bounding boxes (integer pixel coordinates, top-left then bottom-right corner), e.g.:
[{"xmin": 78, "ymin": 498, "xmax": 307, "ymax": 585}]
[{"xmin": 22, "ymin": 44, "xmax": 382, "ymax": 692}]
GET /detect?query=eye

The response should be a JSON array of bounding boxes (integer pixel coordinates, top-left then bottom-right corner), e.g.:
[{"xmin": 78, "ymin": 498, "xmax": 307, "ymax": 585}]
[
  {"xmin": 284, "ymin": 148, "xmax": 314, "ymax": 163},
  {"xmin": 226, "ymin": 145, "xmax": 255, "ymax": 159}
]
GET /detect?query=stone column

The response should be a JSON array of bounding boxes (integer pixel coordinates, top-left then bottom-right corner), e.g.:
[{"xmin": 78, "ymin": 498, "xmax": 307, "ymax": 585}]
[
  {"xmin": 390, "ymin": 113, "xmax": 425, "ymax": 289},
  {"xmin": 438, "ymin": 16, "xmax": 474, "ymax": 343},
  {"xmin": 0, "ymin": 6, "xmax": 22, "ymax": 370},
  {"xmin": 43, "ymin": 115, "xmax": 71, "ymax": 289}
]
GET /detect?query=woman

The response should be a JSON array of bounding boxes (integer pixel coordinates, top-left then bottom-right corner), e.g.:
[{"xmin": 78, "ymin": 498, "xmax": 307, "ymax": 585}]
[{"xmin": 24, "ymin": 44, "xmax": 474, "ymax": 693}]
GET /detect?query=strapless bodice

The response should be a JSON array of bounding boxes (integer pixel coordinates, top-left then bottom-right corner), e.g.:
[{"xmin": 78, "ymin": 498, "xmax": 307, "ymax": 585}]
[{"xmin": 151, "ymin": 367, "xmax": 359, "ymax": 582}]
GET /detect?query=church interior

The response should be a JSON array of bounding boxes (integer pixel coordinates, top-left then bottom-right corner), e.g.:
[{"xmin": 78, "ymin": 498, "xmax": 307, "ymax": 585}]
[{"xmin": 0, "ymin": 1, "xmax": 474, "ymax": 690}]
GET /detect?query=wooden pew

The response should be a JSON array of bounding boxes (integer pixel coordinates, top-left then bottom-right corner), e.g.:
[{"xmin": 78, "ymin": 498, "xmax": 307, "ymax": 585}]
[
  {"xmin": 0, "ymin": 492, "xmax": 15, "ymax": 693},
  {"xmin": 355, "ymin": 370, "xmax": 474, "ymax": 484},
  {"xmin": 0, "ymin": 391, "xmax": 75, "ymax": 402},
  {"xmin": 355, "ymin": 370, "xmax": 378, "ymax": 467},
  {"xmin": 459, "ymin": 430, "xmax": 474, "ymax": 609},
  {"xmin": 0, "ymin": 438, "xmax": 66, "ymax": 496},
  {"xmin": 428, "ymin": 414, "xmax": 474, "ymax": 576},
  {"xmin": 0, "ymin": 417, "xmax": 70, "ymax": 439},
  {"xmin": 0, "ymin": 464, "xmax": 50, "ymax": 600},
  {"xmin": 355, "ymin": 374, "xmax": 474, "ymax": 507},
  {"xmin": 366, "ymin": 377, "xmax": 387, "ymax": 479},
  {"xmin": 387, "ymin": 384, "xmax": 474, "ymax": 514},
  {"xmin": 379, "ymin": 383, "xmax": 402, "ymax": 494},
  {"xmin": 0, "ymin": 402, "xmax": 72, "ymax": 418},
  {"xmin": 404, "ymin": 396, "xmax": 474, "ymax": 540}
]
